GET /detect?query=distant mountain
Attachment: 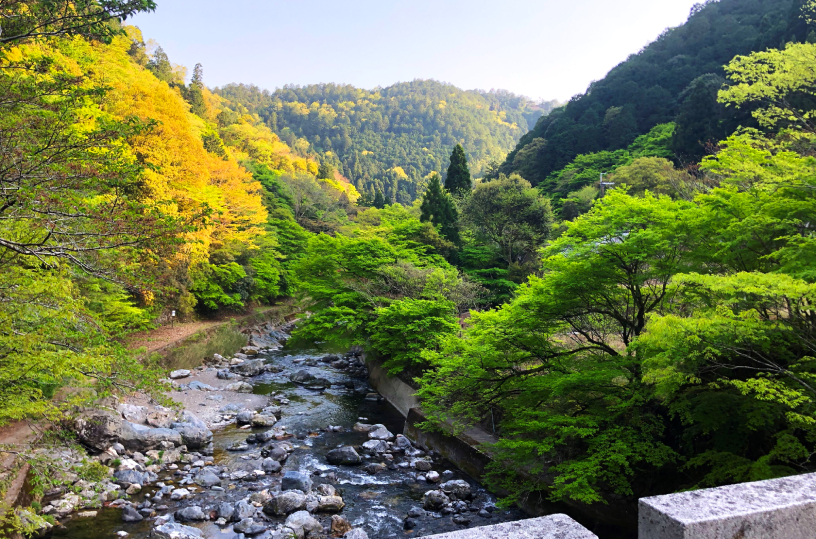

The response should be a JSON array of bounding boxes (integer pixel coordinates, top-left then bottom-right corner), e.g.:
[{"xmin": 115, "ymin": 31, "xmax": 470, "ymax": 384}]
[
  {"xmin": 501, "ymin": 0, "xmax": 808, "ymax": 190},
  {"xmin": 215, "ymin": 80, "xmax": 559, "ymax": 203}
]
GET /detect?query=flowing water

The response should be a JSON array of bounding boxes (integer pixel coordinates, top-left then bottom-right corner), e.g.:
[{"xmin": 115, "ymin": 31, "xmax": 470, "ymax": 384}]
[{"xmin": 48, "ymin": 341, "xmax": 527, "ymax": 539}]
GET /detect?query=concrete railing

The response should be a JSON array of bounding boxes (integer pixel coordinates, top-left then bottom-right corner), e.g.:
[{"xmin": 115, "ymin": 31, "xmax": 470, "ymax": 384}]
[{"xmin": 423, "ymin": 514, "xmax": 598, "ymax": 539}]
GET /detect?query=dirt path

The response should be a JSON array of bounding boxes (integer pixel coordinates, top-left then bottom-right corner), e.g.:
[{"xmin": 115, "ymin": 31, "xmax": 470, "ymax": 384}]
[{"xmin": 125, "ymin": 306, "xmax": 281, "ymax": 354}]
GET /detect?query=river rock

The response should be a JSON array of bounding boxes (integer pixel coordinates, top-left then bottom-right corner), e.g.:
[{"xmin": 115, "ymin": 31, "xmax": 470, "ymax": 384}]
[
  {"xmin": 367, "ymin": 426, "xmax": 394, "ymax": 440},
  {"xmin": 361, "ymin": 440, "xmax": 389, "ymax": 453},
  {"xmin": 216, "ymin": 501, "xmax": 235, "ymax": 521},
  {"xmin": 407, "ymin": 506, "xmax": 424, "ymax": 518},
  {"xmin": 423, "ymin": 490, "xmax": 450, "ymax": 510},
  {"xmin": 412, "ymin": 459, "xmax": 432, "ymax": 471},
  {"xmin": 262, "ymin": 458, "xmax": 282, "ymax": 473},
  {"xmin": 285, "ymin": 511, "xmax": 322, "ymax": 539},
  {"xmin": 187, "ymin": 381, "xmax": 216, "ymax": 391},
  {"xmin": 194, "ymin": 469, "xmax": 220, "ymax": 487},
  {"xmin": 353, "ymin": 423, "xmax": 374, "ymax": 432},
  {"xmin": 217, "ymin": 369, "xmax": 237, "ymax": 380},
  {"xmin": 282, "ymin": 471, "xmax": 312, "ymax": 492},
  {"xmin": 265, "ymin": 446, "xmax": 288, "ymax": 462},
  {"xmin": 170, "ymin": 488, "xmax": 190, "ymax": 500},
  {"xmin": 331, "ymin": 515, "xmax": 352, "ymax": 535},
  {"xmin": 440, "ymin": 479, "xmax": 472, "ymax": 500},
  {"xmin": 344, "ymin": 530, "xmax": 369, "ymax": 539},
  {"xmin": 146, "ymin": 410, "xmax": 175, "ymax": 429},
  {"xmin": 172, "ymin": 424, "xmax": 212, "ymax": 449},
  {"xmin": 151, "ymin": 523, "xmax": 203, "ymax": 539},
  {"xmin": 264, "ymin": 490, "xmax": 307, "ymax": 516},
  {"xmin": 326, "ymin": 446, "xmax": 361, "ymax": 465},
  {"xmin": 304, "ymin": 377, "xmax": 332, "ymax": 389},
  {"xmin": 234, "ymin": 518, "xmax": 266, "ymax": 535},
  {"xmin": 427, "ymin": 471, "xmax": 441, "ymax": 483},
  {"xmin": 233, "ymin": 359, "xmax": 265, "ymax": 376},
  {"xmin": 364, "ymin": 463, "xmax": 386, "ymax": 475},
  {"xmin": 236, "ymin": 410, "xmax": 255, "ymax": 424},
  {"xmin": 169, "ymin": 369, "xmax": 191, "ymax": 379},
  {"xmin": 317, "ymin": 495, "xmax": 345, "ymax": 513},
  {"xmin": 113, "ymin": 469, "xmax": 145, "ymax": 486},
  {"xmin": 290, "ymin": 370, "xmax": 315, "ymax": 384},
  {"xmin": 118, "ymin": 404, "xmax": 148, "ymax": 424},
  {"xmin": 234, "ymin": 499, "xmax": 257, "ymax": 520},
  {"xmin": 225, "ymin": 382, "xmax": 253, "ymax": 392},
  {"xmin": 122, "ymin": 505, "xmax": 144, "ymax": 522},
  {"xmin": 404, "ymin": 517, "xmax": 418, "ymax": 530},
  {"xmin": 175, "ymin": 506, "xmax": 207, "ymax": 521},
  {"xmin": 252, "ymin": 414, "xmax": 277, "ymax": 427},
  {"xmin": 74, "ymin": 410, "xmax": 181, "ymax": 452},
  {"xmin": 394, "ymin": 435, "xmax": 413, "ymax": 451},
  {"xmin": 316, "ymin": 484, "xmax": 336, "ymax": 496}
]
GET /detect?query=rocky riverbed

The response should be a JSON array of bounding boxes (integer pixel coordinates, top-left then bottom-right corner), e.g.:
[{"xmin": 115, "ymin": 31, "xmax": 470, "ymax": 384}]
[{"xmin": 38, "ymin": 322, "xmax": 525, "ymax": 539}]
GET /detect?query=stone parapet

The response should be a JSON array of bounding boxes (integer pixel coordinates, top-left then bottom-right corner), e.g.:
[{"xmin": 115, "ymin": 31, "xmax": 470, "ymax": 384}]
[{"xmin": 421, "ymin": 514, "xmax": 598, "ymax": 539}]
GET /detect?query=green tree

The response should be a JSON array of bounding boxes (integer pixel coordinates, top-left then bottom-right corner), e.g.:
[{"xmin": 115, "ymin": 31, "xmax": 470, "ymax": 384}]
[
  {"xmin": 461, "ymin": 174, "xmax": 553, "ymax": 266},
  {"xmin": 420, "ymin": 173, "xmax": 460, "ymax": 245},
  {"xmin": 446, "ymin": 144, "xmax": 472, "ymax": 196},
  {"xmin": 372, "ymin": 189, "xmax": 386, "ymax": 209},
  {"xmin": 186, "ymin": 62, "xmax": 206, "ymax": 116}
]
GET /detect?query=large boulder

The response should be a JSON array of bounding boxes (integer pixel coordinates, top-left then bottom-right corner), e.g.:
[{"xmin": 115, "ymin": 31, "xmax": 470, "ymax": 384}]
[
  {"xmin": 151, "ymin": 523, "xmax": 203, "ymax": 539},
  {"xmin": 361, "ymin": 440, "xmax": 389, "ymax": 454},
  {"xmin": 262, "ymin": 458, "xmax": 282, "ymax": 473},
  {"xmin": 234, "ymin": 500, "xmax": 257, "ymax": 521},
  {"xmin": 252, "ymin": 414, "xmax": 277, "ymax": 427},
  {"xmin": 440, "ymin": 479, "xmax": 472, "ymax": 500},
  {"xmin": 118, "ymin": 404, "xmax": 148, "ymax": 424},
  {"xmin": 317, "ymin": 496, "xmax": 345, "ymax": 513},
  {"xmin": 423, "ymin": 490, "xmax": 450, "ymax": 511},
  {"xmin": 282, "ymin": 471, "xmax": 312, "ymax": 493},
  {"xmin": 289, "ymin": 370, "xmax": 315, "ymax": 384},
  {"xmin": 263, "ymin": 490, "xmax": 306, "ymax": 517},
  {"xmin": 326, "ymin": 446, "xmax": 361, "ymax": 465},
  {"xmin": 194, "ymin": 469, "xmax": 221, "ymax": 488},
  {"xmin": 367, "ymin": 426, "xmax": 394, "ymax": 441},
  {"xmin": 123, "ymin": 423, "xmax": 182, "ymax": 451},
  {"xmin": 285, "ymin": 511, "xmax": 322, "ymax": 539},
  {"xmin": 175, "ymin": 506, "xmax": 207, "ymax": 521},
  {"xmin": 233, "ymin": 518, "xmax": 266, "ymax": 535},
  {"xmin": 232, "ymin": 359, "xmax": 265, "ymax": 377},
  {"xmin": 225, "ymin": 382, "xmax": 253, "ymax": 393},
  {"xmin": 171, "ymin": 424, "xmax": 212, "ymax": 449}
]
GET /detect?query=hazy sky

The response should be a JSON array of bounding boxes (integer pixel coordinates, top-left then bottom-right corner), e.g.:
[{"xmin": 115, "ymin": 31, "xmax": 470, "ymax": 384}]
[{"xmin": 129, "ymin": 0, "xmax": 703, "ymax": 102}]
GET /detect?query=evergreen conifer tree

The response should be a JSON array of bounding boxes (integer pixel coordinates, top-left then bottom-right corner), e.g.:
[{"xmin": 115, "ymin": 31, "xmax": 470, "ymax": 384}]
[
  {"xmin": 373, "ymin": 189, "xmax": 386, "ymax": 209},
  {"xmin": 445, "ymin": 144, "xmax": 471, "ymax": 197},
  {"xmin": 187, "ymin": 63, "xmax": 206, "ymax": 116},
  {"xmin": 420, "ymin": 173, "xmax": 460, "ymax": 245}
]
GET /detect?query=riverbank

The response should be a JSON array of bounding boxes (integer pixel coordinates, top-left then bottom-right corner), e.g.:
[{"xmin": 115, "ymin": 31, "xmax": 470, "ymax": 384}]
[{"xmin": 14, "ymin": 314, "xmax": 526, "ymax": 539}]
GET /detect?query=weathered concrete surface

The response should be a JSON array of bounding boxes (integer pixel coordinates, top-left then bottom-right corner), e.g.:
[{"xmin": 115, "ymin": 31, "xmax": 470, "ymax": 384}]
[
  {"xmin": 365, "ymin": 355, "xmax": 419, "ymax": 417},
  {"xmin": 639, "ymin": 472, "xmax": 816, "ymax": 538},
  {"xmin": 422, "ymin": 514, "xmax": 597, "ymax": 539}
]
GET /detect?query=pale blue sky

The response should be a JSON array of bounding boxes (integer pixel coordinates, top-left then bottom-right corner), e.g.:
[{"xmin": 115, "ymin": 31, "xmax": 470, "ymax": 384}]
[{"xmin": 129, "ymin": 0, "xmax": 703, "ymax": 102}]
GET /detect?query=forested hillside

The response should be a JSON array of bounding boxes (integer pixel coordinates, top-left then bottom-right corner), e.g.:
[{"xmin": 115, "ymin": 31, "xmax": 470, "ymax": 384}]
[
  {"xmin": 502, "ymin": 0, "xmax": 809, "ymax": 193},
  {"xmin": 216, "ymin": 81, "xmax": 559, "ymax": 203}
]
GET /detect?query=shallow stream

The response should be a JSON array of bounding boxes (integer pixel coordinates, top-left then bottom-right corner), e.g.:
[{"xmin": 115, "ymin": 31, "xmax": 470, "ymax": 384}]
[{"xmin": 48, "ymin": 341, "xmax": 526, "ymax": 539}]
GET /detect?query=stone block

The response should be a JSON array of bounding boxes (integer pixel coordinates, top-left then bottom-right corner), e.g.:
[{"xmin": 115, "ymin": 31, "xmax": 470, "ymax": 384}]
[
  {"xmin": 639, "ymin": 472, "xmax": 816, "ymax": 539},
  {"xmin": 420, "ymin": 514, "xmax": 596, "ymax": 539}
]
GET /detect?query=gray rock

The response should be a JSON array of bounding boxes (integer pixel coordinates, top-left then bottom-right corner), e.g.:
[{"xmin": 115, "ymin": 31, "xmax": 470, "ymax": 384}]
[
  {"xmin": 264, "ymin": 490, "xmax": 307, "ymax": 516},
  {"xmin": 265, "ymin": 446, "xmax": 288, "ymax": 462},
  {"xmin": 394, "ymin": 435, "xmax": 413, "ymax": 451},
  {"xmin": 216, "ymin": 501, "xmax": 235, "ymax": 520},
  {"xmin": 326, "ymin": 446, "xmax": 361, "ymax": 465},
  {"xmin": 172, "ymin": 424, "xmax": 212, "ymax": 449},
  {"xmin": 368, "ymin": 426, "xmax": 394, "ymax": 440},
  {"xmin": 304, "ymin": 377, "xmax": 331, "ymax": 389},
  {"xmin": 262, "ymin": 458, "xmax": 282, "ymax": 473},
  {"xmin": 233, "ymin": 518, "xmax": 266, "ymax": 535},
  {"xmin": 317, "ymin": 484, "xmax": 336, "ymax": 496},
  {"xmin": 151, "ymin": 523, "xmax": 203, "ymax": 539},
  {"xmin": 118, "ymin": 404, "xmax": 148, "ymax": 424},
  {"xmin": 232, "ymin": 359, "xmax": 265, "ymax": 376},
  {"xmin": 407, "ymin": 506, "xmax": 424, "ymax": 518},
  {"xmin": 194, "ymin": 469, "xmax": 220, "ymax": 488},
  {"xmin": 169, "ymin": 369, "xmax": 191, "ymax": 379},
  {"xmin": 114, "ymin": 469, "xmax": 146, "ymax": 486},
  {"xmin": 122, "ymin": 505, "xmax": 144, "ymax": 522},
  {"xmin": 317, "ymin": 496, "xmax": 345, "ymax": 513},
  {"xmin": 344, "ymin": 529, "xmax": 369, "ymax": 539},
  {"xmin": 234, "ymin": 500, "xmax": 256, "ymax": 521},
  {"xmin": 252, "ymin": 414, "xmax": 277, "ymax": 427},
  {"xmin": 187, "ymin": 381, "xmax": 217, "ymax": 391},
  {"xmin": 236, "ymin": 410, "xmax": 255, "ymax": 424},
  {"xmin": 423, "ymin": 490, "xmax": 451, "ymax": 510},
  {"xmin": 225, "ymin": 382, "xmax": 253, "ymax": 392},
  {"xmin": 413, "ymin": 459, "xmax": 432, "ymax": 472},
  {"xmin": 74, "ymin": 410, "xmax": 182, "ymax": 452},
  {"xmin": 361, "ymin": 440, "xmax": 389, "ymax": 453},
  {"xmin": 175, "ymin": 506, "xmax": 207, "ymax": 521},
  {"xmin": 285, "ymin": 511, "xmax": 322, "ymax": 539},
  {"xmin": 180, "ymin": 410, "xmax": 207, "ymax": 429},
  {"xmin": 289, "ymin": 370, "xmax": 315, "ymax": 384},
  {"xmin": 282, "ymin": 471, "xmax": 312, "ymax": 493},
  {"xmin": 440, "ymin": 479, "xmax": 473, "ymax": 500}
]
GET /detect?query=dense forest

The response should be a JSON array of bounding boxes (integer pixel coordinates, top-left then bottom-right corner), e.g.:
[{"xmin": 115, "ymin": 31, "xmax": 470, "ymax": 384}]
[
  {"xmin": 215, "ymin": 81, "xmax": 559, "ymax": 203},
  {"xmin": 4, "ymin": 0, "xmax": 816, "ymax": 536},
  {"xmin": 502, "ymin": 0, "xmax": 809, "ymax": 197}
]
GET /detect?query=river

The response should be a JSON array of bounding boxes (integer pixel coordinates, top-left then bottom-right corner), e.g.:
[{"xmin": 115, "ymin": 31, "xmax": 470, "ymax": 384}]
[{"xmin": 47, "ymin": 340, "xmax": 526, "ymax": 539}]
